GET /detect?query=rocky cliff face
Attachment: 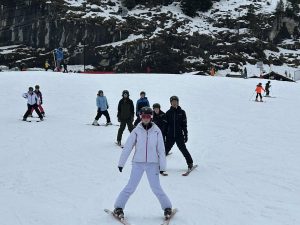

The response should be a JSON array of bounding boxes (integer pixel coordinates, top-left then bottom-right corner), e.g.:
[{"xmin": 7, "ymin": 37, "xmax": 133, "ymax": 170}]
[{"xmin": 0, "ymin": 0, "xmax": 299, "ymax": 73}]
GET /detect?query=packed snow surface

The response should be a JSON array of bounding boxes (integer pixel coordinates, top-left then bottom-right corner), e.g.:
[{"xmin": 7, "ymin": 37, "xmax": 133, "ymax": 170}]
[{"xmin": 0, "ymin": 71, "xmax": 299, "ymax": 225}]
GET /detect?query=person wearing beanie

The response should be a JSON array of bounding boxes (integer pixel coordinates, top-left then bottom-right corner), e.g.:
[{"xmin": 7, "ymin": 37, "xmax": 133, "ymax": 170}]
[
  {"xmin": 116, "ymin": 90, "xmax": 134, "ymax": 146},
  {"xmin": 29, "ymin": 85, "xmax": 45, "ymax": 117},
  {"xmin": 255, "ymin": 83, "xmax": 265, "ymax": 102},
  {"xmin": 265, "ymin": 81, "xmax": 271, "ymax": 97},
  {"xmin": 22, "ymin": 87, "xmax": 43, "ymax": 121},
  {"xmin": 92, "ymin": 90, "xmax": 112, "ymax": 126},
  {"xmin": 134, "ymin": 91, "xmax": 150, "ymax": 127},
  {"xmin": 152, "ymin": 103, "xmax": 167, "ymax": 143},
  {"xmin": 165, "ymin": 96, "xmax": 194, "ymax": 170}
]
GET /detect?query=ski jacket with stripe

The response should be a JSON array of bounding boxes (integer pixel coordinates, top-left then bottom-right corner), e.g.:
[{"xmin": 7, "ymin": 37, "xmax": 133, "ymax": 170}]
[
  {"xmin": 22, "ymin": 92, "xmax": 40, "ymax": 105},
  {"xmin": 165, "ymin": 106, "xmax": 188, "ymax": 138},
  {"xmin": 118, "ymin": 122, "xmax": 166, "ymax": 171},
  {"xmin": 96, "ymin": 96, "xmax": 109, "ymax": 111}
]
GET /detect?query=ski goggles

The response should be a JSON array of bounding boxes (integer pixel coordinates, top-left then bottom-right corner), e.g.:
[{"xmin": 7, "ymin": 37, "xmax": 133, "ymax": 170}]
[{"xmin": 141, "ymin": 114, "xmax": 152, "ymax": 119}]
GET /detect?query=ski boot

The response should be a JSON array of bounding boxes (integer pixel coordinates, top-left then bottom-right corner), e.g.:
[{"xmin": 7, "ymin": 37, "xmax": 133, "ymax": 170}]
[
  {"xmin": 188, "ymin": 163, "xmax": 193, "ymax": 170},
  {"xmin": 113, "ymin": 208, "xmax": 124, "ymax": 219},
  {"xmin": 164, "ymin": 208, "xmax": 172, "ymax": 219},
  {"xmin": 40, "ymin": 117, "xmax": 44, "ymax": 121},
  {"xmin": 106, "ymin": 122, "xmax": 112, "ymax": 126},
  {"xmin": 255, "ymin": 99, "xmax": 258, "ymax": 102},
  {"xmin": 92, "ymin": 120, "xmax": 99, "ymax": 126},
  {"xmin": 22, "ymin": 118, "xmax": 26, "ymax": 121},
  {"xmin": 116, "ymin": 140, "xmax": 122, "ymax": 146}
]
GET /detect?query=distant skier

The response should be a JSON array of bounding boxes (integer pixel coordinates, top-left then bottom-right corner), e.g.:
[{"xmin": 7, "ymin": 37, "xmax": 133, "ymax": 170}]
[
  {"xmin": 113, "ymin": 107, "xmax": 173, "ymax": 219},
  {"xmin": 255, "ymin": 83, "xmax": 265, "ymax": 102},
  {"xmin": 116, "ymin": 90, "xmax": 134, "ymax": 146},
  {"xmin": 44, "ymin": 60, "xmax": 50, "ymax": 71},
  {"xmin": 62, "ymin": 60, "xmax": 68, "ymax": 73},
  {"xmin": 265, "ymin": 81, "xmax": 271, "ymax": 96},
  {"xmin": 152, "ymin": 103, "xmax": 167, "ymax": 143},
  {"xmin": 92, "ymin": 90, "xmax": 112, "ymax": 126},
  {"xmin": 134, "ymin": 91, "xmax": 150, "ymax": 126},
  {"xmin": 54, "ymin": 48, "xmax": 64, "ymax": 71},
  {"xmin": 165, "ymin": 96, "xmax": 194, "ymax": 170},
  {"xmin": 30, "ymin": 85, "xmax": 45, "ymax": 117},
  {"xmin": 243, "ymin": 67, "xmax": 247, "ymax": 78},
  {"xmin": 22, "ymin": 87, "xmax": 43, "ymax": 121},
  {"xmin": 210, "ymin": 66, "xmax": 215, "ymax": 76}
]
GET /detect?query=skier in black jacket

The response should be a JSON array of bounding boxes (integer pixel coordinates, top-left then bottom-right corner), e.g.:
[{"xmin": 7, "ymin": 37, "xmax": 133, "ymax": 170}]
[
  {"xmin": 116, "ymin": 90, "xmax": 134, "ymax": 146},
  {"xmin": 165, "ymin": 96, "xmax": 193, "ymax": 170},
  {"xmin": 265, "ymin": 81, "xmax": 271, "ymax": 96},
  {"xmin": 152, "ymin": 103, "xmax": 167, "ymax": 142}
]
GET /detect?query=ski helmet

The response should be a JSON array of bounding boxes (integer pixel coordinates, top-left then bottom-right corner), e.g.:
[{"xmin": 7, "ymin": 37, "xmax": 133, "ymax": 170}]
[
  {"xmin": 152, "ymin": 103, "xmax": 161, "ymax": 109},
  {"xmin": 140, "ymin": 106, "xmax": 153, "ymax": 116},
  {"xmin": 28, "ymin": 87, "xmax": 34, "ymax": 91},
  {"xmin": 122, "ymin": 90, "xmax": 129, "ymax": 97},
  {"xmin": 140, "ymin": 91, "xmax": 146, "ymax": 96},
  {"xmin": 35, "ymin": 85, "xmax": 40, "ymax": 89},
  {"xmin": 170, "ymin": 95, "xmax": 179, "ymax": 102},
  {"xmin": 98, "ymin": 90, "xmax": 103, "ymax": 95}
]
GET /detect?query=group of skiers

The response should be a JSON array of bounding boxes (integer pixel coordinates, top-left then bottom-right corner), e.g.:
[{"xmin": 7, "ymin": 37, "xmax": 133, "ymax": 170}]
[
  {"xmin": 90, "ymin": 89, "xmax": 194, "ymax": 219},
  {"xmin": 255, "ymin": 81, "xmax": 271, "ymax": 102},
  {"xmin": 22, "ymin": 85, "xmax": 45, "ymax": 121}
]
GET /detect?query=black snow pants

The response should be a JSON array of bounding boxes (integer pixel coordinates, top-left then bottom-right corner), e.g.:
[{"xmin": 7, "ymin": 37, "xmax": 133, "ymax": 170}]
[
  {"xmin": 165, "ymin": 135, "xmax": 193, "ymax": 165},
  {"xmin": 24, "ymin": 104, "xmax": 43, "ymax": 119}
]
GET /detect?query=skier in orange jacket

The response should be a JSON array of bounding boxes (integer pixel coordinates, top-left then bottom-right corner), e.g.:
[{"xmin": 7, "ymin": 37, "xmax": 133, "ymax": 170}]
[{"xmin": 255, "ymin": 83, "xmax": 265, "ymax": 102}]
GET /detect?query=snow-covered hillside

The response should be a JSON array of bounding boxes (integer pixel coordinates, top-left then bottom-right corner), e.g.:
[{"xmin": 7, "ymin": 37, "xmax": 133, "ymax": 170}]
[{"xmin": 0, "ymin": 71, "xmax": 300, "ymax": 225}]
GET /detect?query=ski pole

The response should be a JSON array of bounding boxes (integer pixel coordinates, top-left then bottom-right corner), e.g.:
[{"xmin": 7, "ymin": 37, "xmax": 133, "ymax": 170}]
[{"xmin": 249, "ymin": 91, "xmax": 255, "ymax": 101}]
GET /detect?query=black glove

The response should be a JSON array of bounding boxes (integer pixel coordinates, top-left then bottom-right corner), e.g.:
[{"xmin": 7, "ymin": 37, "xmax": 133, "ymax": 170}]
[
  {"xmin": 118, "ymin": 167, "xmax": 123, "ymax": 172},
  {"xmin": 184, "ymin": 135, "xmax": 188, "ymax": 143}
]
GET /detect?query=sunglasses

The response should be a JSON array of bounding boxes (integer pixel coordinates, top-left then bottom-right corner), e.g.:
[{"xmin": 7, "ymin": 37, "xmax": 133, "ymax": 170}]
[{"xmin": 141, "ymin": 114, "xmax": 151, "ymax": 119}]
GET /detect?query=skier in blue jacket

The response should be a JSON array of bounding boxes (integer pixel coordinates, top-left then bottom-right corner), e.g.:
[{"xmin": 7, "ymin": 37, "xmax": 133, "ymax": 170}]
[
  {"xmin": 133, "ymin": 91, "xmax": 150, "ymax": 126},
  {"xmin": 92, "ymin": 90, "xmax": 112, "ymax": 126}
]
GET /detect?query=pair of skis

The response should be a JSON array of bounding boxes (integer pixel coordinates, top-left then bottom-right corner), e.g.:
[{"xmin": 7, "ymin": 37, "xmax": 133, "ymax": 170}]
[
  {"xmin": 161, "ymin": 164, "xmax": 198, "ymax": 176},
  {"xmin": 104, "ymin": 208, "xmax": 178, "ymax": 225},
  {"xmin": 21, "ymin": 119, "xmax": 43, "ymax": 122},
  {"xmin": 88, "ymin": 123, "xmax": 119, "ymax": 127}
]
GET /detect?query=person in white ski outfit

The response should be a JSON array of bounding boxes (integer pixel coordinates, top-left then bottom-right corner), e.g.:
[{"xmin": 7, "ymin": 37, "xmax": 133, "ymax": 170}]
[
  {"xmin": 114, "ymin": 107, "xmax": 172, "ymax": 219},
  {"xmin": 22, "ymin": 87, "xmax": 43, "ymax": 121}
]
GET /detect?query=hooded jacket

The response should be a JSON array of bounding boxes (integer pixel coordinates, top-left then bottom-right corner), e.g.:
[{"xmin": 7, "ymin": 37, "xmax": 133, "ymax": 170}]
[
  {"xmin": 117, "ymin": 98, "xmax": 134, "ymax": 121},
  {"xmin": 118, "ymin": 122, "xmax": 166, "ymax": 171},
  {"xmin": 96, "ymin": 96, "xmax": 109, "ymax": 111},
  {"xmin": 22, "ymin": 92, "xmax": 40, "ymax": 105}
]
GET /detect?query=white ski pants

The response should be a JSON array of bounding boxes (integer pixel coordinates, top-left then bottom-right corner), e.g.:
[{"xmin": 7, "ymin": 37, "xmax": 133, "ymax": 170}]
[{"xmin": 114, "ymin": 162, "xmax": 172, "ymax": 210}]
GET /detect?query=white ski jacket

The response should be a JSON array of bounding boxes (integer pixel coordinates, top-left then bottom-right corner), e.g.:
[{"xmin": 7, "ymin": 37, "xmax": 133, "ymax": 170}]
[
  {"xmin": 22, "ymin": 92, "xmax": 40, "ymax": 105},
  {"xmin": 118, "ymin": 122, "xmax": 167, "ymax": 171}
]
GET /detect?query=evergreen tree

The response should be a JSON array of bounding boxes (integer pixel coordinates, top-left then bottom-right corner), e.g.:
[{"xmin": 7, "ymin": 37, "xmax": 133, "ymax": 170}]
[
  {"xmin": 275, "ymin": 0, "xmax": 285, "ymax": 16},
  {"xmin": 287, "ymin": 0, "xmax": 300, "ymax": 16}
]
